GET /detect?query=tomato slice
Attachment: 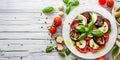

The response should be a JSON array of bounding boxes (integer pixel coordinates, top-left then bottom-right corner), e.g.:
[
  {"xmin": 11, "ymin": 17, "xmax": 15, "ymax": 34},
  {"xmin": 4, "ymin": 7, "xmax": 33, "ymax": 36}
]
[
  {"xmin": 85, "ymin": 36, "xmax": 91, "ymax": 41},
  {"xmin": 75, "ymin": 46, "xmax": 88, "ymax": 53},
  {"xmin": 104, "ymin": 33, "xmax": 109, "ymax": 42},
  {"xmin": 71, "ymin": 20, "xmax": 79, "ymax": 30}
]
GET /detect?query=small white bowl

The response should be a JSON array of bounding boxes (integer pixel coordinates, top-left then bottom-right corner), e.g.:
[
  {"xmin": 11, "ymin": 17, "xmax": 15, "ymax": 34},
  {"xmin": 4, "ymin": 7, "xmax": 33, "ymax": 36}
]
[{"xmin": 112, "ymin": 6, "xmax": 120, "ymax": 26}]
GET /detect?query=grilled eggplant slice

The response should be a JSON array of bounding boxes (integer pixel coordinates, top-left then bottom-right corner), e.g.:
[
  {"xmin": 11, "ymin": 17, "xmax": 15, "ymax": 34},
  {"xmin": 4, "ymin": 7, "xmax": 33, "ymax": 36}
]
[
  {"xmin": 70, "ymin": 31, "xmax": 80, "ymax": 41},
  {"xmin": 93, "ymin": 36, "xmax": 105, "ymax": 46},
  {"xmin": 95, "ymin": 16, "xmax": 104, "ymax": 27}
]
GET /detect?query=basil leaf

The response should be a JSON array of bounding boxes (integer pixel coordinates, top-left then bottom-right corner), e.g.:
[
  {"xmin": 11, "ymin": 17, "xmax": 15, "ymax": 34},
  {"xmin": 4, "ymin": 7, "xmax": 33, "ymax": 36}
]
[
  {"xmin": 65, "ymin": 48, "xmax": 71, "ymax": 55},
  {"xmin": 58, "ymin": 52, "xmax": 65, "ymax": 58},
  {"xmin": 112, "ymin": 46, "xmax": 119, "ymax": 59},
  {"xmin": 46, "ymin": 46, "xmax": 54, "ymax": 53},
  {"xmin": 76, "ymin": 25, "xmax": 85, "ymax": 33},
  {"xmin": 88, "ymin": 21, "xmax": 94, "ymax": 30},
  {"xmin": 71, "ymin": 0, "xmax": 79, "ymax": 6},
  {"xmin": 107, "ymin": 29, "xmax": 111, "ymax": 34},
  {"xmin": 78, "ymin": 33, "xmax": 87, "ymax": 40},
  {"xmin": 63, "ymin": 0, "xmax": 69, "ymax": 4},
  {"xmin": 72, "ymin": 57, "xmax": 78, "ymax": 60},
  {"xmin": 91, "ymin": 30, "xmax": 104, "ymax": 37},
  {"xmin": 66, "ymin": 4, "xmax": 71, "ymax": 15},
  {"xmin": 42, "ymin": 6, "xmax": 54, "ymax": 13},
  {"xmin": 85, "ymin": 27, "xmax": 89, "ymax": 33}
]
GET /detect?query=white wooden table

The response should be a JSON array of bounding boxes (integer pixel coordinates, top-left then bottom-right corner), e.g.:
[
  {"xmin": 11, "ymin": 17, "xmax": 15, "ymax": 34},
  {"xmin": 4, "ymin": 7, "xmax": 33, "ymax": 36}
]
[{"xmin": 0, "ymin": 0, "xmax": 119, "ymax": 60}]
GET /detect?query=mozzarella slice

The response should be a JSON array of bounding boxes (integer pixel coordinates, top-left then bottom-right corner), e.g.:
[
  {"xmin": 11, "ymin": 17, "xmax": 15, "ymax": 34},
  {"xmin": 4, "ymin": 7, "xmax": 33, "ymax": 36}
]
[
  {"xmin": 76, "ymin": 40, "xmax": 86, "ymax": 48},
  {"xmin": 76, "ymin": 15, "xmax": 87, "ymax": 25},
  {"xmin": 91, "ymin": 13, "xmax": 97, "ymax": 23},
  {"xmin": 98, "ymin": 22, "xmax": 108, "ymax": 33},
  {"xmin": 89, "ymin": 39, "xmax": 99, "ymax": 49}
]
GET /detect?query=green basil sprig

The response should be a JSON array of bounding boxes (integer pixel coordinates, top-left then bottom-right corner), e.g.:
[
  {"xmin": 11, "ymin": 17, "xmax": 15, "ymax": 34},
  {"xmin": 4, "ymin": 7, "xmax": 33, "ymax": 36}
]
[
  {"xmin": 46, "ymin": 46, "xmax": 54, "ymax": 53},
  {"xmin": 58, "ymin": 52, "xmax": 65, "ymax": 58},
  {"xmin": 63, "ymin": 0, "xmax": 80, "ymax": 14},
  {"xmin": 72, "ymin": 57, "xmax": 78, "ymax": 60},
  {"xmin": 42, "ymin": 6, "xmax": 54, "ymax": 13},
  {"xmin": 76, "ymin": 25, "xmax": 86, "ymax": 33},
  {"xmin": 112, "ymin": 46, "xmax": 120, "ymax": 59},
  {"xmin": 65, "ymin": 48, "xmax": 71, "ymax": 55},
  {"xmin": 91, "ymin": 30, "xmax": 104, "ymax": 37},
  {"xmin": 78, "ymin": 33, "xmax": 87, "ymax": 40}
]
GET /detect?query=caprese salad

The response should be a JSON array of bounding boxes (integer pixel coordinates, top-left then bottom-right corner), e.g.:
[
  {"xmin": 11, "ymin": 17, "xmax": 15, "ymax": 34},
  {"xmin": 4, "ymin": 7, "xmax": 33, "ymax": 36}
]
[{"xmin": 70, "ymin": 12, "xmax": 111, "ymax": 53}]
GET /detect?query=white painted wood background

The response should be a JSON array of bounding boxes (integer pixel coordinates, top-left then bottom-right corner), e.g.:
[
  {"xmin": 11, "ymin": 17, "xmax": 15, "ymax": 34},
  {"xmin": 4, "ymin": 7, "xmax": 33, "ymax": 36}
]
[{"xmin": 0, "ymin": 0, "xmax": 120, "ymax": 60}]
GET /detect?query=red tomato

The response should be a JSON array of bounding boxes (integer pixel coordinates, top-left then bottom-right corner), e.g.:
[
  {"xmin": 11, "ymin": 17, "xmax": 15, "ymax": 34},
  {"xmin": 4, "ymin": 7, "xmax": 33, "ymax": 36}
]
[
  {"xmin": 98, "ymin": 0, "xmax": 106, "ymax": 6},
  {"xmin": 107, "ymin": 0, "xmax": 114, "ymax": 8},
  {"xmin": 49, "ymin": 26, "xmax": 57, "ymax": 35},
  {"xmin": 97, "ymin": 56, "xmax": 107, "ymax": 60},
  {"xmin": 75, "ymin": 46, "xmax": 88, "ymax": 53},
  {"xmin": 85, "ymin": 36, "xmax": 91, "ymax": 41},
  {"xmin": 53, "ymin": 17, "xmax": 62, "ymax": 27},
  {"xmin": 104, "ymin": 33, "xmax": 109, "ymax": 42},
  {"xmin": 71, "ymin": 20, "xmax": 79, "ymax": 30}
]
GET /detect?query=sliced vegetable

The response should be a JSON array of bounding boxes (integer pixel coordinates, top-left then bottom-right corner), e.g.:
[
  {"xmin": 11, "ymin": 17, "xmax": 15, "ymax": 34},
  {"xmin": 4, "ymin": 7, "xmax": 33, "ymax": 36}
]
[
  {"xmin": 95, "ymin": 16, "xmax": 104, "ymax": 27},
  {"xmin": 55, "ymin": 35, "xmax": 63, "ymax": 43},
  {"xmin": 98, "ymin": 22, "xmax": 109, "ymax": 33},
  {"xmin": 70, "ymin": 20, "xmax": 80, "ymax": 30},
  {"xmin": 91, "ymin": 30, "xmax": 104, "ymax": 37},
  {"xmin": 76, "ymin": 45, "xmax": 88, "ymax": 53},
  {"xmin": 58, "ymin": 52, "xmax": 65, "ymax": 58},
  {"xmin": 46, "ymin": 46, "xmax": 54, "ymax": 53},
  {"xmin": 70, "ymin": 31, "xmax": 80, "ymax": 41},
  {"xmin": 56, "ymin": 44, "xmax": 64, "ymax": 51},
  {"xmin": 89, "ymin": 39, "xmax": 100, "ymax": 49},
  {"xmin": 75, "ymin": 15, "xmax": 87, "ymax": 25},
  {"xmin": 76, "ymin": 40, "xmax": 86, "ymax": 48},
  {"xmin": 82, "ymin": 12, "xmax": 91, "ymax": 23},
  {"xmin": 65, "ymin": 48, "xmax": 71, "ymax": 55},
  {"xmin": 104, "ymin": 33, "xmax": 109, "ymax": 42},
  {"xmin": 78, "ymin": 33, "xmax": 87, "ymax": 40},
  {"xmin": 112, "ymin": 46, "xmax": 119, "ymax": 59},
  {"xmin": 93, "ymin": 36, "xmax": 105, "ymax": 46},
  {"xmin": 42, "ymin": 6, "xmax": 54, "ymax": 13}
]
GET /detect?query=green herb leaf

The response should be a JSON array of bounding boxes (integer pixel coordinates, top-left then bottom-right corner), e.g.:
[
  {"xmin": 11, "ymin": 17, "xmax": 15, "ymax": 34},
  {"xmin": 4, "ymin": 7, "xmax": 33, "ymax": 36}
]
[
  {"xmin": 76, "ymin": 25, "xmax": 86, "ymax": 33},
  {"xmin": 46, "ymin": 46, "xmax": 54, "ymax": 53},
  {"xmin": 63, "ymin": 0, "xmax": 69, "ymax": 4},
  {"xmin": 112, "ymin": 46, "xmax": 119, "ymax": 59},
  {"xmin": 78, "ymin": 33, "xmax": 87, "ymax": 40},
  {"xmin": 88, "ymin": 21, "xmax": 94, "ymax": 30},
  {"xmin": 65, "ymin": 48, "xmax": 71, "ymax": 55},
  {"xmin": 42, "ymin": 6, "xmax": 54, "ymax": 13},
  {"xmin": 58, "ymin": 52, "xmax": 65, "ymax": 58},
  {"xmin": 107, "ymin": 29, "xmax": 111, "ymax": 34},
  {"xmin": 118, "ymin": 33, "xmax": 120, "ymax": 35},
  {"xmin": 66, "ymin": 4, "xmax": 72, "ymax": 14},
  {"xmin": 91, "ymin": 30, "xmax": 104, "ymax": 37},
  {"xmin": 71, "ymin": 0, "xmax": 79, "ymax": 6},
  {"xmin": 72, "ymin": 57, "xmax": 78, "ymax": 60}
]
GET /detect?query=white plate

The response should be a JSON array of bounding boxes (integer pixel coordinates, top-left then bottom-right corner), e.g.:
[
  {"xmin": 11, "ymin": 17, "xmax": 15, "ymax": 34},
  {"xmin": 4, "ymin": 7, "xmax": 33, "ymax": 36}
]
[{"xmin": 63, "ymin": 4, "xmax": 117, "ymax": 59}]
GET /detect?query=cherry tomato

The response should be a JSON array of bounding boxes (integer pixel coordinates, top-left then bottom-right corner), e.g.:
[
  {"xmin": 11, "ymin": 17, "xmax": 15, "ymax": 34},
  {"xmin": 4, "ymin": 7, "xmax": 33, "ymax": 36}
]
[
  {"xmin": 75, "ymin": 46, "xmax": 88, "ymax": 53},
  {"xmin": 103, "ymin": 18, "xmax": 111, "ymax": 29},
  {"xmin": 97, "ymin": 56, "xmax": 107, "ymax": 60},
  {"xmin": 98, "ymin": 0, "xmax": 106, "ymax": 6},
  {"xmin": 53, "ymin": 17, "xmax": 62, "ymax": 27},
  {"xmin": 104, "ymin": 33, "xmax": 109, "ymax": 42},
  {"xmin": 49, "ymin": 26, "xmax": 57, "ymax": 35},
  {"xmin": 107, "ymin": 0, "xmax": 114, "ymax": 8},
  {"xmin": 71, "ymin": 20, "xmax": 79, "ymax": 30}
]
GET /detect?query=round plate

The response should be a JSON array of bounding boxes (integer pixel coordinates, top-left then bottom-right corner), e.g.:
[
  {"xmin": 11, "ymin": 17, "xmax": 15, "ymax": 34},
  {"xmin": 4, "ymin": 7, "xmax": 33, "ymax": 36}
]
[{"xmin": 63, "ymin": 4, "xmax": 117, "ymax": 59}]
